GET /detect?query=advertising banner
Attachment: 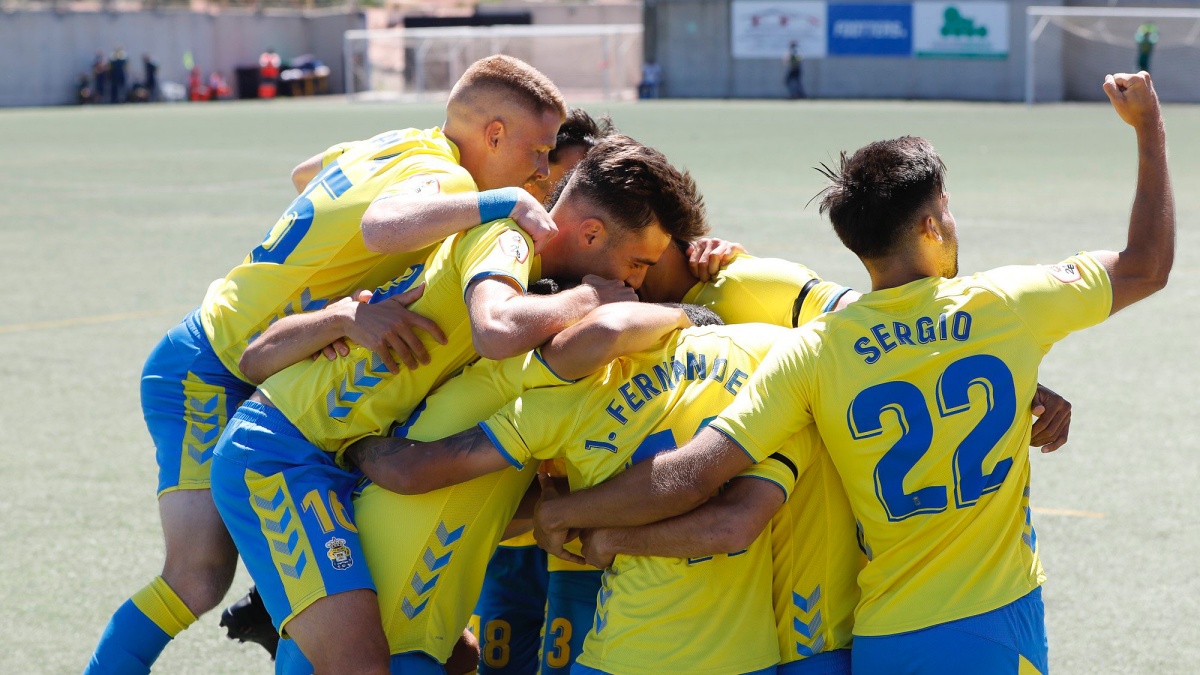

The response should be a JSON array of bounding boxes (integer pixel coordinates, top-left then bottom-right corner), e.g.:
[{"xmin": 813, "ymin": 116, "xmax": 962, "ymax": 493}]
[
  {"xmin": 731, "ymin": 0, "xmax": 828, "ymax": 59},
  {"xmin": 827, "ymin": 3, "xmax": 914, "ymax": 56},
  {"xmin": 913, "ymin": 1, "xmax": 1009, "ymax": 58}
]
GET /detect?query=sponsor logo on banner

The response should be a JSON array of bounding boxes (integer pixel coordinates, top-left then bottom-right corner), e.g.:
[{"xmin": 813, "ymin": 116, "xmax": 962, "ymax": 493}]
[
  {"xmin": 731, "ymin": 1, "xmax": 827, "ymax": 59},
  {"xmin": 914, "ymin": 2, "xmax": 1009, "ymax": 58},
  {"xmin": 827, "ymin": 3, "xmax": 914, "ymax": 56}
]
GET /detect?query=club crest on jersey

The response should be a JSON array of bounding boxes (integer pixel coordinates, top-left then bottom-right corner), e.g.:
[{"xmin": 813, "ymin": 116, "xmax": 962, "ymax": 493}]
[
  {"xmin": 401, "ymin": 174, "xmax": 441, "ymax": 196},
  {"xmin": 326, "ymin": 537, "xmax": 354, "ymax": 570},
  {"xmin": 498, "ymin": 229, "xmax": 530, "ymax": 263},
  {"xmin": 1046, "ymin": 263, "xmax": 1081, "ymax": 283}
]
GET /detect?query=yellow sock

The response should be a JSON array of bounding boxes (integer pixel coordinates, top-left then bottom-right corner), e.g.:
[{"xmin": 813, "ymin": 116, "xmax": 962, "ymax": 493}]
[{"xmin": 130, "ymin": 577, "xmax": 198, "ymax": 638}]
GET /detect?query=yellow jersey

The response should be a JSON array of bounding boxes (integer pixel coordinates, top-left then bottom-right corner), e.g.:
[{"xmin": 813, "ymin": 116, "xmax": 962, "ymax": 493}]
[
  {"xmin": 199, "ymin": 127, "xmax": 477, "ymax": 380},
  {"xmin": 712, "ymin": 254, "xmax": 1113, "ymax": 636},
  {"xmin": 683, "ymin": 255, "xmax": 850, "ymax": 328},
  {"xmin": 355, "ymin": 351, "xmax": 571, "ymax": 662},
  {"xmin": 259, "ymin": 220, "xmax": 539, "ymax": 459},
  {"xmin": 483, "ymin": 324, "xmax": 792, "ymax": 675},
  {"xmin": 745, "ymin": 426, "xmax": 863, "ymax": 664},
  {"xmin": 544, "ymin": 255, "xmax": 854, "ymax": 574}
]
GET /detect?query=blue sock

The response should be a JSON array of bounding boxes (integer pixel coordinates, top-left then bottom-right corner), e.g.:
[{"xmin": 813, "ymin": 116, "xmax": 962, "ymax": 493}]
[{"xmin": 84, "ymin": 599, "xmax": 172, "ymax": 675}]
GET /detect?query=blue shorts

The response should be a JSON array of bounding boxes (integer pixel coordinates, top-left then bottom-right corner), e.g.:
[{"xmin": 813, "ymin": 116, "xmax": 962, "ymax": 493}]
[
  {"xmin": 142, "ymin": 309, "xmax": 256, "ymax": 495},
  {"xmin": 779, "ymin": 648, "xmax": 851, "ymax": 675},
  {"xmin": 472, "ymin": 545, "xmax": 549, "ymax": 674},
  {"xmin": 572, "ymin": 664, "xmax": 776, "ymax": 675},
  {"xmin": 852, "ymin": 587, "xmax": 1047, "ymax": 675},
  {"xmin": 541, "ymin": 570, "xmax": 603, "ymax": 674},
  {"xmin": 211, "ymin": 400, "xmax": 372, "ymax": 635},
  {"xmin": 275, "ymin": 640, "xmax": 446, "ymax": 675}
]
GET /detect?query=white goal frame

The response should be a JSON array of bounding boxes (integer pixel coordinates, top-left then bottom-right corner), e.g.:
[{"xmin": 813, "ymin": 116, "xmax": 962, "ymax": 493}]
[
  {"xmin": 1025, "ymin": 5, "xmax": 1200, "ymax": 105},
  {"xmin": 342, "ymin": 24, "xmax": 644, "ymax": 102}
]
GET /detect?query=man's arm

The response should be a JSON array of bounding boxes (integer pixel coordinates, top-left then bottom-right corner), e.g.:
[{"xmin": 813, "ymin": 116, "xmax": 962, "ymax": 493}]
[
  {"xmin": 535, "ymin": 427, "xmax": 755, "ymax": 538},
  {"xmin": 291, "ymin": 151, "xmax": 324, "ymax": 193},
  {"xmin": 575, "ymin": 477, "xmax": 783, "ymax": 568},
  {"xmin": 466, "ymin": 276, "xmax": 636, "ymax": 361},
  {"xmin": 539, "ymin": 298, "xmax": 691, "ymax": 381},
  {"xmin": 238, "ymin": 284, "xmax": 445, "ymax": 383},
  {"xmin": 361, "ymin": 188, "xmax": 558, "ymax": 255},
  {"xmin": 1093, "ymin": 72, "xmax": 1174, "ymax": 315},
  {"xmin": 346, "ymin": 426, "xmax": 513, "ymax": 495}
]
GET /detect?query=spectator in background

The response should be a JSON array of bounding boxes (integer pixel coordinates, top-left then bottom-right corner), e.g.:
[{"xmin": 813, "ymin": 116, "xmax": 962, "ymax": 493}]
[
  {"xmin": 76, "ymin": 74, "xmax": 93, "ymax": 105},
  {"xmin": 639, "ymin": 59, "xmax": 662, "ymax": 99},
  {"xmin": 110, "ymin": 46, "xmax": 128, "ymax": 103},
  {"xmin": 143, "ymin": 53, "xmax": 159, "ymax": 102},
  {"xmin": 208, "ymin": 71, "xmax": 231, "ymax": 100},
  {"xmin": 259, "ymin": 47, "xmax": 281, "ymax": 98},
  {"xmin": 188, "ymin": 65, "xmax": 210, "ymax": 101},
  {"xmin": 1136, "ymin": 23, "xmax": 1158, "ymax": 72},
  {"xmin": 785, "ymin": 40, "xmax": 805, "ymax": 99},
  {"xmin": 92, "ymin": 51, "xmax": 109, "ymax": 104}
]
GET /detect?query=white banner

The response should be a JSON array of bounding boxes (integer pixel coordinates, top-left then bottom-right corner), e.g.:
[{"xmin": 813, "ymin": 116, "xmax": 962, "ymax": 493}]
[
  {"xmin": 913, "ymin": 2, "xmax": 1009, "ymax": 58},
  {"xmin": 731, "ymin": 1, "xmax": 828, "ymax": 59}
]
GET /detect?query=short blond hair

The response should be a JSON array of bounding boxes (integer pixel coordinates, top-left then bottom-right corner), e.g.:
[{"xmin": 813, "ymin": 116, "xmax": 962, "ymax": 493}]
[{"xmin": 449, "ymin": 55, "xmax": 567, "ymax": 119}]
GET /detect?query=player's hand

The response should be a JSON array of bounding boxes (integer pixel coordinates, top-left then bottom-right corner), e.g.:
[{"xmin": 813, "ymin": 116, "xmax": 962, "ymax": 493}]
[
  {"xmin": 1103, "ymin": 72, "xmax": 1162, "ymax": 131},
  {"xmin": 1030, "ymin": 383, "xmax": 1072, "ymax": 453},
  {"xmin": 340, "ymin": 284, "xmax": 447, "ymax": 374},
  {"xmin": 687, "ymin": 237, "xmax": 745, "ymax": 282},
  {"xmin": 579, "ymin": 528, "xmax": 617, "ymax": 569},
  {"xmin": 533, "ymin": 474, "xmax": 586, "ymax": 565},
  {"xmin": 312, "ymin": 338, "xmax": 351, "ymax": 362},
  {"xmin": 508, "ymin": 189, "xmax": 559, "ymax": 254},
  {"xmin": 581, "ymin": 275, "xmax": 639, "ymax": 307}
]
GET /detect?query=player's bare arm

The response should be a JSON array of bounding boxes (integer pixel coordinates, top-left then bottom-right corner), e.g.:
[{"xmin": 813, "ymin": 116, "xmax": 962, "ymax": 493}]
[
  {"xmin": 466, "ymin": 275, "xmax": 636, "ymax": 360},
  {"xmin": 291, "ymin": 151, "xmax": 325, "ymax": 193},
  {"xmin": 1092, "ymin": 72, "xmax": 1175, "ymax": 315},
  {"xmin": 534, "ymin": 426, "xmax": 754, "ymax": 538},
  {"xmin": 540, "ymin": 297, "xmax": 691, "ymax": 381},
  {"xmin": 576, "ymin": 477, "xmax": 784, "ymax": 568},
  {"xmin": 238, "ymin": 283, "xmax": 446, "ymax": 382},
  {"xmin": 347, "ymin": 426, "xmax": 511, "ymax": 495},
  {"xmin": 361, "ymin": 188, "xmax": 558, "ymax": 255}
]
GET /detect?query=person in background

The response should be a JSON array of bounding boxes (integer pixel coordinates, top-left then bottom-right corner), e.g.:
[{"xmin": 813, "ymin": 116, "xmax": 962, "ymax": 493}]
[
  {"xmin": 110, "ymin": 46, "xmax": 128, "ymax": 103},
  {"xmin": 785, "ymin": 41, "xmax": 805, "ymax": 99},
  {"xmin": 1136, "ymin": 23, "xmax": 1158, "ymax": 72},
  {"xmin": 639, "ymin": 60, "xmax": 662, "ymax": 99},
  {"xmin": 77, "ymin": 74, "xmax": 93, "ymax": 105},
  {"xmin": 92, "ymin": 51, "xmax": 109, "ymax": 104},
  {"xmin": 143, "ymin": 54, "xmax": 159, "ymax": 102},
  {"xmin": 209, "ymin": 71, "xmax": 231, "ymax": 101}
]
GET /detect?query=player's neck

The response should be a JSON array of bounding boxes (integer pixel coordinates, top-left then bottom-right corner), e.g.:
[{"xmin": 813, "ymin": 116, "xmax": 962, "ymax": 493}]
[{"xmin": 865, "ymin": 256, "xmax": 940, "ymax": 292}]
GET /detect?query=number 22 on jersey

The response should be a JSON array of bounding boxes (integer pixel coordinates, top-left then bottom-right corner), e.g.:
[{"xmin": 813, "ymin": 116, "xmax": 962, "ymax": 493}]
[{"xmin": 848, "ymin": 354, "xmax": 1018, "ymax": 522}]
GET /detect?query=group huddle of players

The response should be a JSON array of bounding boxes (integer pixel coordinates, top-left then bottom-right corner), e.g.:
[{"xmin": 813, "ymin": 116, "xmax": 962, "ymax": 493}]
[{"xmin": 84, "ymin": 55, "xmax": 1174, "ymax": 675}]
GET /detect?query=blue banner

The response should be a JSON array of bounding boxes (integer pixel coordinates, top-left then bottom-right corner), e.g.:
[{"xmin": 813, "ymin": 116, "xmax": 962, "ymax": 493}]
[{"xmin": 827, "ymin": 3, "xmax": 913, "ymax": 56}]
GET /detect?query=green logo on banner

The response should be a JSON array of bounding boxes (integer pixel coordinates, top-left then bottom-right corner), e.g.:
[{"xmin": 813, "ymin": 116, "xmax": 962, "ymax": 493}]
[{"xmin": 941, "ymin": 7, "xmax": 987, "ymax": 38}]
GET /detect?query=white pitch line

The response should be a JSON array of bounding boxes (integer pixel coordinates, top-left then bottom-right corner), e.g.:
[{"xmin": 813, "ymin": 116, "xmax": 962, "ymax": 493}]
[
  {"xmin": 1031, "ymin": 506, "xmax": 1106, "ymax": 519},
  {"xmin": 0, "ymin": 307, "xmax": 190, "ymax": 335}
]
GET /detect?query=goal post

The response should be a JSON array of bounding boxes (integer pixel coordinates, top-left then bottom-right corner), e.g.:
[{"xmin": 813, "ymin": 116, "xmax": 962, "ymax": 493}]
[
  {"xmin": 343, "ymin": 24, "xmax": 644, "ymax": 102},
  {"xmin": 1026, "ymin": 6, "xmax": 1200, "ymax": 105}
]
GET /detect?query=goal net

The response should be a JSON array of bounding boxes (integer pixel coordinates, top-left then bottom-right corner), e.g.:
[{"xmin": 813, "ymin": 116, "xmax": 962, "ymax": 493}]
[
  {"xmin": 343, "ymin": 24, "xmax": 643, "ymax": 102},
  {"xmin": 1026, "ymin": 6, "xmax": 1200, "ymax": 104}
]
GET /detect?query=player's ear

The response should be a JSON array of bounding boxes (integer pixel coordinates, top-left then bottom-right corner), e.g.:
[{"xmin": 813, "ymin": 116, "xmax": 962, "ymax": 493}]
[
  {"xmin": 920, "ymin": 214, "xmax": 943, "ymax": 243},
  {"xmin": 579, "ymin": 217, "xmax": 605, "ymax": 247},
  {"xmin": 485, "ymin": 119, "xmax": 505, "ymax": 152}
]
